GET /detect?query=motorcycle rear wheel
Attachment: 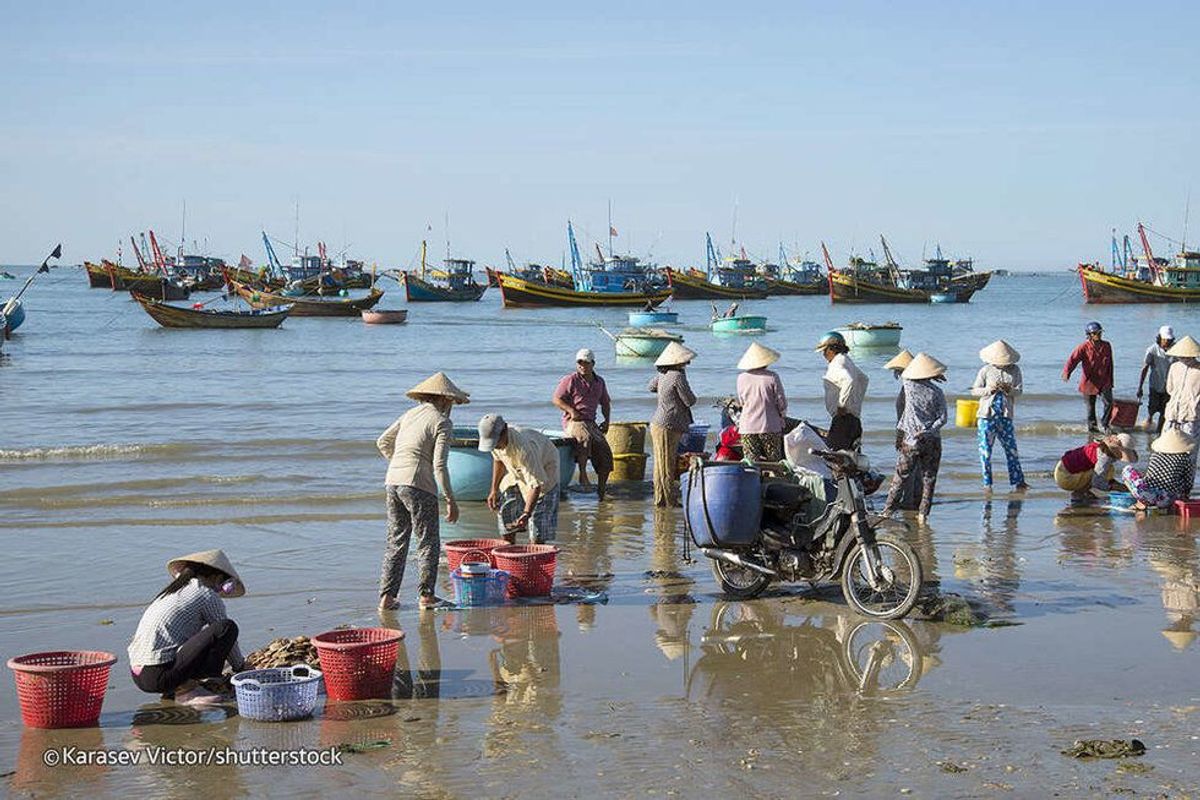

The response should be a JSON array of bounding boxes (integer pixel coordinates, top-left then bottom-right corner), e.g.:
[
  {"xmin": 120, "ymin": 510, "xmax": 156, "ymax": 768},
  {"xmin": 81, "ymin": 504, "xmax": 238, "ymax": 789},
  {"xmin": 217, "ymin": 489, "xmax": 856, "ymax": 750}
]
[
  {"xmin": 710, "ymin": 557, "xmax": 771, "ymax": 600},
  {"xmin": 840, "ymin": 534, "xmax": 923, "ymax": 619}
]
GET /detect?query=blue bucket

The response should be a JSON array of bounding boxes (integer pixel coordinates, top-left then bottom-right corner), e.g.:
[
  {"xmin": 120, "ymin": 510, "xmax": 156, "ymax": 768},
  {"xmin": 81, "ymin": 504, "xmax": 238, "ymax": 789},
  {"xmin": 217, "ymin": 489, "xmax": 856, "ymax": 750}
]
[
  {"xmin": 677, "ymin": 423, "xmax": 710, "ymax": 454},
  {"xmin": 1108, "ymin": 491, "xmax": 1135, "ymax": 509},
  {"xmin": 685, "ymin": 462, "xmax": 762, "ymax": 548},
  {"xmin": 231, "ymin": 665, "xmax": 323, "ymax": 722},
  {"xmin": 451, "ymin": 568, "xmax": 511, "ymax": 607}
]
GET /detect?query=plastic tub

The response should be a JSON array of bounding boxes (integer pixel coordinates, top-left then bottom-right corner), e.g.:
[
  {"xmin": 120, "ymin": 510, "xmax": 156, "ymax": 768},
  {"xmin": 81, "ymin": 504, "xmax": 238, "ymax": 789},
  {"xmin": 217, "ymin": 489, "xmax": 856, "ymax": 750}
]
[
  {"xmin": 7, "ymin": 651, "xmax": 117, "ymax": 729},
  {"xmin": 611, "ymin": 452, "xmax": 648, "ymax": 481},
  {"xmin": 1109, "ymin": 398, "xmax": 1139, "ymax": 429},
  {"xmin": 492, "ymin": 545, "xmax": 558, "ymax": 597},
  {"xmin": 1175, "ymin": 499, "xmax": 1200, "ymax": 520},
  {"xmin": 606, "ymin": 421, "xmax": 648, "ymax": 455},
  {"xmin": 312, "ymin": 628, "xmax": 403, "ymax": 702},
  {"xmin": 684, "ymin": 462, "xmax": 762, "ymax": 548},
  {"xmin": 677, "ymin": 423, "xmax": 710, "ymax": 454},
  {"xmin": 955, "ymin": 398, "xmax": 979, "ymax": 428},
  {"xmin": 1108, "ymin": 492, "xmax": 1135, "ymax": 509},
  {"xmin": 232, "ymin": 665, "xmax": 323, "ymax": 722}
]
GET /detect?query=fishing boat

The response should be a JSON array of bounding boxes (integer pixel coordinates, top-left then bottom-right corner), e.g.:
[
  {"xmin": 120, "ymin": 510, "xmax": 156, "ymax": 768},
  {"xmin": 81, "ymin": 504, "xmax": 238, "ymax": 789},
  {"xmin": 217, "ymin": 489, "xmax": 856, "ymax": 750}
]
[
  {"xmin": 759, "ymin": 246, "xmax": 829, "ymax": 295},
  {"xmin": 230, "ymin": 280, "xmax": 383, "ymax": 317},
  {"xmin": 498, "ymin": 272, "xmax": 671, "ymax": 308},
  {"xmin": 84, "ymin": 261, "xmax": 113, "ymax": 287},
  {"xmin": 603, "ymin": 326, "xmax": 683, "ymax": 358},
  {"xmin": 826, "ymin": 239, "xmax": 990, "ymax": 304},
  {"xmin": 133, "ymin": 293, "xmax": 292, "ymax": 329},
  {"xmin": 1078, "ymin": 224, "xmax": 1200, "ymax": 303},
  {"xmin": 4, "ymin": 245, "xmax": 61, "ymax": 333},
  {"xmin": 628, "ymin": 309, "xmax": 679, "ymax": 326},
  {"xmin": 361, "ymin": 309, "xmax": 409, "ymax": 324},
  {"xmin": 711, "ymin": 315, "xmax": 767, "ymax": 333},
  {"xmin": 488, "ymin": 251, "xmax": 575, "ymax": 289},
  {"xmin": 664, "ymin": 235, "xmax": 769, "ymax": 300},
  {"xmin": 401, "ymin": 242, "xmax": 487, "ymax": 302},
  {"xmin": 835, "ymin": 321, "xmax": 903, "ymax": 348}
]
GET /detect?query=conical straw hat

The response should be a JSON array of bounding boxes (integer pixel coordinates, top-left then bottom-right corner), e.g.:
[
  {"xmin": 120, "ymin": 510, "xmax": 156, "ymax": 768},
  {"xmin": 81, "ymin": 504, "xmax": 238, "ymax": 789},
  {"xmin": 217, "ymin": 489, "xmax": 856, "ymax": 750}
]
[
  {"xmin": 901, "ymin": 352, "xmax": 947, "ymax": 381},
  {"xmin": 979, "ymin": 339, "xmax": 1020, "ymax": 366},
  {"xmin": 883, "ymin": 349, "xmax": 913, "ymax": 371},
  {"xmin": 1167, "ymin": 335, "xmax": 1200, "ymax": 358},
  {"xmin": 655, "ymin": 341, "xmax": 696, "ymax": 368},
  {"xmin": 406, "ymin": 372, "xmax": 470, "ymax": 404},
  {"xmin": 1161, "ymin": 629, "xmax": 1198, "ymax": 650},
  {"xmin": 167, "ymin": 549, "xmax": 245, "ymax": 597},
  {"xmin": 1151, "ymin": 428, "xmax": 1197, "ymax": 454},
  {"xmin": 737, "ymin": 342, "xmax": 780, "ymax": 371}
]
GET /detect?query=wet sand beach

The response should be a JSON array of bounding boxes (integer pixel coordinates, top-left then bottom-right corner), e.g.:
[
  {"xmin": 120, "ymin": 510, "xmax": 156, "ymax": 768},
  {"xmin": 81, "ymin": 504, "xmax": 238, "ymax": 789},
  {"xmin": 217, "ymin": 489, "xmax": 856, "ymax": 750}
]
[{"xmin": 2, "ymin": 270, "xmax": 1199, "ymax": 797}]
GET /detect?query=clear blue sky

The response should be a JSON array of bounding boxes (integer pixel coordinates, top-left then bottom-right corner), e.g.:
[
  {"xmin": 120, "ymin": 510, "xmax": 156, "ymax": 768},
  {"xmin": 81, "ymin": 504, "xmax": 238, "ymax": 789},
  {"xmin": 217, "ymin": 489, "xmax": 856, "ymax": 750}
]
[{"xmin": 2, "ymin": 1, "xmax": 1197, "ymax": 269}]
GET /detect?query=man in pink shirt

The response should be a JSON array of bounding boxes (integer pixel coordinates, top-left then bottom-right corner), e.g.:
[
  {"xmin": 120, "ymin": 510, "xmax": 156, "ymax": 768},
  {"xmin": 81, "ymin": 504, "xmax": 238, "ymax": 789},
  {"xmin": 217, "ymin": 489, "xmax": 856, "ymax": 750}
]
[{"xmin": 552, "ymin": 348, "xmax": 613, "ymax": 499}]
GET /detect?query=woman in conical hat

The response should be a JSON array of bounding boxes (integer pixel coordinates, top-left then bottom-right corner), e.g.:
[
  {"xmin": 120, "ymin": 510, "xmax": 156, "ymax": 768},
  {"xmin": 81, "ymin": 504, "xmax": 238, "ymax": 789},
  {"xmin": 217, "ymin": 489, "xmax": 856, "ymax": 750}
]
[
  {"xmin": 1122, "ymin": 428, "xmax": 1197, "ymax": 511},
  {"xmin": 1165, "ymin": 337, "xmax": 1200, "ymax": 467},
  {"xmin": 377, "ymin": 372, "xmax": 471, "ymax": 611},
  {"xmin": 127, "ymin": 549, "xmax": 248, "ymax": 705},
  {"xmin": 736, "ymin": 342, "xmax": 788, "ymax": 462},
  {"xmin": 881, "ymin": 354, "xmax": 949, "ymax": 525},
  {"xmin": 972, "ymin": 339, "xmax": 1029, "ymax": 493},
  {"xmin": 883, "ymin": 349, "xmax": 918, "ymax": 511},
  {"xmin": 648, "ymin": 342, "xmax": 697, "ymax": 506}
]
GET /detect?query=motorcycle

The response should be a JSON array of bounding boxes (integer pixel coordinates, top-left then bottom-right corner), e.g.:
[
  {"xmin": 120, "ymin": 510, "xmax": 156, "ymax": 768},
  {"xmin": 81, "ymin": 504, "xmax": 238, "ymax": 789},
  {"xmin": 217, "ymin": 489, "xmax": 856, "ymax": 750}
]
[{"xmin": 686, "ymin": 447, "xmax": 924, "ymax": 619}]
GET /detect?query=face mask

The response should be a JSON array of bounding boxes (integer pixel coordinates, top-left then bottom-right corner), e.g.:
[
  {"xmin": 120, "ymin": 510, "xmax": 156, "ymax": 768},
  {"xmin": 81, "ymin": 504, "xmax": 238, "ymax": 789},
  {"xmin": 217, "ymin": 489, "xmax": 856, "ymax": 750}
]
[{"xmin": 220, "ymin": 579, "xmax": 237, "ymax": 596}]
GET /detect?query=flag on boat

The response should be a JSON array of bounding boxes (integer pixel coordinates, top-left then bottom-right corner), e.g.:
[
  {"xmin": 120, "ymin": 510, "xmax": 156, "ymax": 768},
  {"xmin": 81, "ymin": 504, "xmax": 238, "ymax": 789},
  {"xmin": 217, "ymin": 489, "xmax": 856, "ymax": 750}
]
[
  {"xmin": 610, "ymin": 226, "xmax": 619, "ymax": 237},
  {"xmin": 239, "ymin": 254, "xmax": 253, "ymax": 269}
]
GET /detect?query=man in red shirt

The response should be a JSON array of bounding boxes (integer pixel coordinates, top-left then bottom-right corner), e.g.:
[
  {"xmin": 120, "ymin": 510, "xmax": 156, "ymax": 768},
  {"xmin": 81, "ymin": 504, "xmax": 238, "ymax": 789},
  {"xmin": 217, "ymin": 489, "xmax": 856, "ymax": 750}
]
[
  {"xmin": 1063, "ymin": 321, "xmax": 1114, "ymax": 434},
  {"xmin": 552, "ymin": 348, "xmax": 613, "ymax": 499}
]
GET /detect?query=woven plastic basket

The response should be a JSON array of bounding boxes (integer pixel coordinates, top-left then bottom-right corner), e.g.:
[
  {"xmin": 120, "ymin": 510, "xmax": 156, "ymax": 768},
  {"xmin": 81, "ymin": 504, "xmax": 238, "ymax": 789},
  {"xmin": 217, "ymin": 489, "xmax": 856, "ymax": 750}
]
[
  {"xmin": 312, "ymin": 628, "xmax": 403, "ymax": 702},
  {"xmin": 444, "ymin": 539, "xmax": 510, "ymax": 572},
  {"xmin": 7, "ymin": 651, "xmax": 117, "ymax": 729},
  {"xmin": 231, "ymin": 665, "xmax": 323, "ymax": 722},
  {"xmin": 491, "ymin": 545, "xmax": 558, "ymax": 597},
  {"xmin": 451, "ymin": 568, "xmax": 511, "ymax": 607}
]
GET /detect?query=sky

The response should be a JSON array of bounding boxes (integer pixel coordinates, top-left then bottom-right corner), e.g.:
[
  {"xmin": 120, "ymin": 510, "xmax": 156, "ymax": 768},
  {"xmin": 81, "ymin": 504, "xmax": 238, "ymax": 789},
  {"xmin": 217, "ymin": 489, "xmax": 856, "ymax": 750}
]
[{"xmin": 1, "ymin": 1, "xmax": 1197, "ymax": 270}]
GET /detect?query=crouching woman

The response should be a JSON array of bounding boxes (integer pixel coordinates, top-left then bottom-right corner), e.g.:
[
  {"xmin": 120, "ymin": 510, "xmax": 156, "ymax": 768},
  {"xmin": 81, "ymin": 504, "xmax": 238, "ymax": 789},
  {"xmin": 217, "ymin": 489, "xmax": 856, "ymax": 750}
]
[
  {"xmin": 1053, "ymin": 433, "xmax": 1138, "ymax": 500},
  {"xmin": 127, "ymin": 549, "xmax": 247, "ymax": 705},
  {"xmin": 1122, "ymin": 429, "xmax": 1196, "ymax": 511}
]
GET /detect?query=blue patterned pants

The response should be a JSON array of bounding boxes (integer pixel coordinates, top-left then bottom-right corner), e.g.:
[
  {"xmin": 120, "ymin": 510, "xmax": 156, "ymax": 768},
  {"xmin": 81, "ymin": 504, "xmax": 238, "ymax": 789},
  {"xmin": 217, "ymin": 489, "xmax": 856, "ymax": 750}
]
[{"xmin": 978, "ymin": 415, "xmax": 1025, "ymax": 487}]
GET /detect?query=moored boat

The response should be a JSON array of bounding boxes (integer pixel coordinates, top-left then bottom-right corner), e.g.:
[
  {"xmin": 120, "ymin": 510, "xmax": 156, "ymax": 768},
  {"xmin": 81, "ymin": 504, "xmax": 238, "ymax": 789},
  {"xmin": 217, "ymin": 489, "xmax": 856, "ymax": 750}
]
[
  {"xmin": 759, "ymin": 247, "xmax": 829, "ymax": 295},
  {"xmin": 133, "ymin": 293, "xmax": 292, "ymax": 329},
  {"xmin": 604, "ymin": 327, "xmax": 683, "ymax": 358},
  {"xmin": 84, "ymin": 261, "xmax": 113, "ymax": 287},
  {"xmin": 711, "ymin": 315, "xmax": 767, "ymax": 333},
  {"xmin": 628, "ymin": 309, "xmax": 679, "ymax": 326},
  {"xmin": 498, "ymin": 272, "xmax": 671, "ymax": 308},
  {"xmin": 835, "ymin": 321, "xmax": 903, "ymax": 348},
  {"xmin": 401, "ymin": 242, "xmax": 487, "ymax": 302},
  {"xmin": 1078, "ymin": 224, "xmax": 1200, "ymax": 303},
  {"xmin": 665, "ymin": 267, "xmax": 769, "ymax": 300},
  {"xmin": 361, "ymin": 309, "xmax": 409, "ymax": 324},
  {"xmin": 230, "ymin": 280, "xmax": 383, "ymax": 317},
  {"xmin": 2, "ymin": 298, "xmax": 23, "ymax": 334}
]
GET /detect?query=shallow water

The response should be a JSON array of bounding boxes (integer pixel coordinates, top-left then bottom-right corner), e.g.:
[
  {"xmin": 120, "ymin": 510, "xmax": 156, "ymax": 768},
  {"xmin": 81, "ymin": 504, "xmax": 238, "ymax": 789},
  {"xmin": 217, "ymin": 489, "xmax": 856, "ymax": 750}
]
[{"xmin": 2, "ymin": 269, "xmax": 1199, "ymax": 796}]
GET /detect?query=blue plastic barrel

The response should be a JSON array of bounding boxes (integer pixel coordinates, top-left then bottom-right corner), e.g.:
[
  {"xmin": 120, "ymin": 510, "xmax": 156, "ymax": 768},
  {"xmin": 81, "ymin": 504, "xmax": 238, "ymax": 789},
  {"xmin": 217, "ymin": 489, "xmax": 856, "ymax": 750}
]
[{"xmin": 685, "ymin": 463, "xmax": 762, "ymax": 548}]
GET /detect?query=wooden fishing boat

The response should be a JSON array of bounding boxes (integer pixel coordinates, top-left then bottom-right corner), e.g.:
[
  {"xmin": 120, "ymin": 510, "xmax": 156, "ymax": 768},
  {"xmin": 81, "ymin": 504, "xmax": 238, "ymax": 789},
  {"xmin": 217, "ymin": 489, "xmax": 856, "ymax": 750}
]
[
  {"xmin": 829, "ymin": 268, "xmax": 928, "ymax": 304},
  {"xmin": 498, "ymin": 272, "xmax": 671, "ymax": 308},
  {"xmin": 711, "ymin": 315, "xmax": 767, "ymax": 333},
  {"xmin": 402, "ymin": 270, "xmax": 487, "ymax": 302},
  {"xmin": 763, "ymin": 275, "xmax": 828, "ymax": 295},
  {"xmin": 665, "ymin": 267, "xmax": 769, "ymax": 300},
  {"xmin": 759, "ymin": 251, "xmax": 828, "ymax": 295},
  {"xmin": 84, "ymin": 261, "xmax": 113, "ymax": 288},
  {"xmin": 133, "ymin": 293, "xmax": 292, "ymax": 329},
  {"xmin": 835, "ymin": 322, "xmax": 903, "ymax": 348},
  {"xmin": 122, "ymin": 274, "xmax": 190, "ymax": 301},
  {"xmin": 230, "ymin": 280, "xmax": 383, "ymax": 317},
  {"xmin": 224, "ymin": 266, "xmax": 286, "ymax": 291},
  {"xmin": 628, "ymin": 309, "xmax": 679, "ymax": 326},
  {"xmin": 1078, "ymin": 262, "xmax": 1200, "ymax": 303},
  {"xmin": 361, "ymin": 309, "xmax": 409, "ymax": 324}
]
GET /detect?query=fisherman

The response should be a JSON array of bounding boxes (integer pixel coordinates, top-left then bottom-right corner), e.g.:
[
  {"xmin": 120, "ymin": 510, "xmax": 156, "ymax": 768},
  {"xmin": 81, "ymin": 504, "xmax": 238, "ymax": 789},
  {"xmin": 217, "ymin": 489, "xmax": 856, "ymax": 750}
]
[
  {"xmin": 816, "ymin": 331, "xmax": 868, "ymax": 451},
  {"xmin": 479, "ymin": 414, "xmax": 560, "ymax": 543},
  {"xmin": 647, "ymin": 341, "xmax": 698, "ymax": 507},
  {"xmin": 1053, "ymin": 432, "xmax": 1138, "ymax": 500},
  {"xmin": 127, "ymin": 549, "xmax": 248, "ymax": 706},
  {"xmin": 376, "ymin": 372, "xmax": 468, "ymax": 611},
  {"xmin": 972, "ymin": 339, "xmax": 1029, "ymax": 492},
  {"xmin": 710, "ymin": 301, "xmax": 739, "ymax": 321},
  {"xmin": 1062, "ymin": 321, "xmax": 1114, "ymax": 434},
  {"xmin": 736, "ymin": 342, "xmax": 788, "ymax": 462},
  {"xmin": 1122, "ymin": 428, "xmax": 1196, "ymax": 511},
  {"xmin": 552, "ymin": 349, "xmax": 613, "ymax": 500},
  {"xmin": 1138, "ymin": 325, "xmax": 1176, "ymax": 433},
  {"xmin": 881, "ymin": 353, "xmax": 948, "ymax": 525}
]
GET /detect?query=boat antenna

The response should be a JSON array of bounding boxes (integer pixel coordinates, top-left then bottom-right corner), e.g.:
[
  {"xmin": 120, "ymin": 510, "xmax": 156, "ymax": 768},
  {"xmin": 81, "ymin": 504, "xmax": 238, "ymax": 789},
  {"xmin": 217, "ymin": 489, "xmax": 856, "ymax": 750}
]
[
  {"xmin": 730, "ymin": 196, "xmax": 739, "ymax": 248},
  {"xmin": 180, "ymin": 199, "xmax": 186, "ymax": 263},
  {"xmin": 1184, "ymin": 190, "xmax": 1192, "ymax": 253},
  {"xmin": 607, "ymin": 199, "xmax": 613, "ymax": 258},
  {"xmin": 445, "ymin": 211, "xmax": 451, "ymax": 261},
  {"xmin": 294, "ymin": 199, "xmax": 300, "ymax": 258}
]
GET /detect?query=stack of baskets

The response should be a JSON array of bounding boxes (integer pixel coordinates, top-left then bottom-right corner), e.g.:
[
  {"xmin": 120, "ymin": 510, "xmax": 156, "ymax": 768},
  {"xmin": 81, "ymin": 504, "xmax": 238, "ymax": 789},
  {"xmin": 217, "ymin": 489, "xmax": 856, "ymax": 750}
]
[
  {"xmin": 449, "ymin": 548, "xmax": 511, "ymax": 607},
  {"xmin": 606, "ymin": 421, "xmax": 648, "ymax": 482},
  {"xmin": 492, "ymin": 544, "xmax": 559, "ymax": 598}
]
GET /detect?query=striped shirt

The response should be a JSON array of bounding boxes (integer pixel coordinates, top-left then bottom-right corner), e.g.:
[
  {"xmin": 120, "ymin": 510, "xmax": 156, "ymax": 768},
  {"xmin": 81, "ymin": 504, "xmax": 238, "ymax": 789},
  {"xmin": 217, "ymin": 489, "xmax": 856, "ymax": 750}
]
[{"xmin": 127, "ymin": 579, "xmax": 229, "ymax": 667}]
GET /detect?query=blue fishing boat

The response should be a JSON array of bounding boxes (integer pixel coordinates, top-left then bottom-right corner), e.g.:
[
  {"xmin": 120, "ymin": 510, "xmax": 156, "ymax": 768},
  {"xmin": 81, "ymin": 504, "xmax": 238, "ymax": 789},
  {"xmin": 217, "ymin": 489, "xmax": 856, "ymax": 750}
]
[
  {"xmin": 628, "ymin": 309, "xmax": 679, "ymax": 326},
  {"xmin": 711, "ymin": 315, "xmax": 767, "ymax": 333},
  {"xmin": 3, "ymin": 244, "xmax": 60, "ymax": 334},
  {"xmin": 402, "ymin": 242, "xmax": 487, "ymax": 302}
]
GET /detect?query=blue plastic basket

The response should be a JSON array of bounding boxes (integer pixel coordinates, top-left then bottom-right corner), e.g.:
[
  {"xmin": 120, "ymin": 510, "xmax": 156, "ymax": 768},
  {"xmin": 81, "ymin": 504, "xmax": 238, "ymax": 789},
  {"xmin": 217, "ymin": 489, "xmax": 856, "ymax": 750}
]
[
  {"xmin": 231, "ymin": 665, "xmax": 323, "ymax": 722},
  {"xmin": 1108, "ymin": 491, "xmax": 1136, "ymax": 509},
  {"xmin": 451, "ymin": 568, "xmax": 511, "ymax": 607},
  {"xmin": 677, "ymin": 423, "xmax": 710, "ymax": 454}
]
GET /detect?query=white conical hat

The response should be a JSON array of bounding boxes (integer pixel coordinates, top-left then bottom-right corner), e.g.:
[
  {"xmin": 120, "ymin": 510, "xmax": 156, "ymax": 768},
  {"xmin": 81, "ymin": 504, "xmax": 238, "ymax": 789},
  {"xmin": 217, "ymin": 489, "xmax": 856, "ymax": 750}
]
[
  {"xmin": 883, "ymin": 349, "xmax": 913, "ymax": 371},
  {"xmin": 979, "ymin": 339, "xmax": 1020, "ymax": 366},
  {"xmin": 1167, "ymin": 335, "xmax": 1200, "ymax": 358},
  {"xmin": 737, "ymin": 342, "xmax": 780, "ymax": 371},
  {"xmin": 1162, "ymin": 629, "xmax": 1198, "ymax": 650},
  {"xmin": 655, "ymin": 341, "xmax": 696, "ymax": 368},
  {"xmin": 1151, "ymin": 428, "xmax": 1197, "ymax": 455},
  {"xmin": 901, "ymin": 352, "xmax": 948, "ymax": 381},
  {"xmin": 406, "ymin": 372, "xmax": 470, "ymax": 404},
  {"xmin": 166, "ymin": 549, "xmax": 245, "ymax": 597}
]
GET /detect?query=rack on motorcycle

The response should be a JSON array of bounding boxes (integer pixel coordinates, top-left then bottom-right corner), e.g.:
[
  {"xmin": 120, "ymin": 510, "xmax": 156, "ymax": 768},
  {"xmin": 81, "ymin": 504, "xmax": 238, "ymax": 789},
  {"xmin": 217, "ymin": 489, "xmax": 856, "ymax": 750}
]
[{"xmin": 684, "ymin": 449, "xmax": 924, "ymax": 620}]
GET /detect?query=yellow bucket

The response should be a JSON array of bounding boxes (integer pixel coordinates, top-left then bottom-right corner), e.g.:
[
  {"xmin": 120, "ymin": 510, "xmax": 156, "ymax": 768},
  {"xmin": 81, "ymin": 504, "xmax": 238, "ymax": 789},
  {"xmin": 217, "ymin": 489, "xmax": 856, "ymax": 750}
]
[
  {"xmin": 606, "ymin": 421, "xmax": 648, "ymax": 455},
  {"xmin": 955, "ymin": 398, "xmax": 979, "ymax": 428},
  {"xmin": 611, "ymin": 453, "xmax": 648, "ymax": 482}
]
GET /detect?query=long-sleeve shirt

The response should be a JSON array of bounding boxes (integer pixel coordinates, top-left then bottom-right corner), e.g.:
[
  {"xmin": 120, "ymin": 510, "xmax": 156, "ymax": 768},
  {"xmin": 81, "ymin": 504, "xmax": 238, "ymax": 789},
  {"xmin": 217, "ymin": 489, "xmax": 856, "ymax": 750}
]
[
  {"xmin": 377, "ymin": 402, "xmax": 453, "ymax": 498},
  {"xmin": 896, "ymin": 379, "xmax": 947, "ymax": 445},
  {"xmin": 1063, "ymin": 339, "xmax": 1113, "ymax": 394},
  {"xmin": 127, "ymin": 579, "xmax": 236, "ymax": 667},
  {"xmin": 972, "ymin": 364, "xmax": 1024, "ymax": 419},
  {"xmin": 1061, "ymin": 441, "xmax": 1115, "ymax": 490},
  {"xmin": 648, "ymin": 370, "xmax": 696, "ymax": 432},
  {"xmin": 1165, "ymin": 360, "xmax": 1200, "ymax": 424},
  {"xmin": 823, "ymin": 353, "xmax": 868, "ymax": 418},
  {"xmin": 492, "ymin": 427, "xmax": 560, "ymax": 497},
  {"xmin": 736, "ymin": 368, "xmax": 787, "ymax": 434}
]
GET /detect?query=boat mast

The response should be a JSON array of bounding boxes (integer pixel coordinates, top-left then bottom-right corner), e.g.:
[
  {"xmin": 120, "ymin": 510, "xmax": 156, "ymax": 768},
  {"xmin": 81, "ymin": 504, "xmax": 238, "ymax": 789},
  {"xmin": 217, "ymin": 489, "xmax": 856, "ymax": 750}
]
[
  {"xmin": 705, "ymin": 233, "xmax": 718, "ymax": 280},
  {"xmin": 1137, "ymin": 222, "xmax": 1164, "ymax": 284},
  {"xmin": 821, "ymin": 242, "xmax": 836, "ymax": 274},
  {"xmin": 1110, "ymin": 229, "xmax": 1121, "ymax": 271},
  {"xmin": 421, "ymin": 240, "xmax": 428, "ymax": 279},
  {"xmin": 179, "ymin": 200, "xmax": 186, "ymax": 264},
  {"xmin": 880, "ymin": 235, "xmax": 901, "ymax": 283},
  {"xmin": 607, "ymin": 200, "xmax": 613, "ymax": 258}
]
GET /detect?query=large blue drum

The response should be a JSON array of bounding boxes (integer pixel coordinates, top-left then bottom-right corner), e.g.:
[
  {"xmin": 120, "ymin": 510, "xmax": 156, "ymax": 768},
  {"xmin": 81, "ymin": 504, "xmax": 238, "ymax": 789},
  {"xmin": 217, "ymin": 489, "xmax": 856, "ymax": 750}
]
[{"xmin": 685, "ymin": 462, "xmax": 762, "ymax": 548}]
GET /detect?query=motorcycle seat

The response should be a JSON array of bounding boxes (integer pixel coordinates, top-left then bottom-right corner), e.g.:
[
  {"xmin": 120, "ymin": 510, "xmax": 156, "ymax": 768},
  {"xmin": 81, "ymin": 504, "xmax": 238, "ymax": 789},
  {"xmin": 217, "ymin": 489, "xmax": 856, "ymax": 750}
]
[{"xmin": 762, "ymin": 481, "xmax": 811, "ymax": 509}]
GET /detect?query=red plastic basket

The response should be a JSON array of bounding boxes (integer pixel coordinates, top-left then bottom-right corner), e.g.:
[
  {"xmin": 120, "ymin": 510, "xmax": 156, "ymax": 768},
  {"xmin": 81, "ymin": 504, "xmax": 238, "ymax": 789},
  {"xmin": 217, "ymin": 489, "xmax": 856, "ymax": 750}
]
[
  {"xmin": 312, "ymin": 628, "xmax": 403, "ymax": 701},
  {"xmin": 444, "ymin": 539, "xmax": 510, "ymax": 573},
  {"xmin": 1175, "ymin": 499, "xmax": 1200, "ymax": 520},
  {"xmin": 7, "ymin": 651, "xmax": 117, "ymax": 729},
  {"xmin": 491, "ymin": 545, "xmax": 559, "ymax": 598}
]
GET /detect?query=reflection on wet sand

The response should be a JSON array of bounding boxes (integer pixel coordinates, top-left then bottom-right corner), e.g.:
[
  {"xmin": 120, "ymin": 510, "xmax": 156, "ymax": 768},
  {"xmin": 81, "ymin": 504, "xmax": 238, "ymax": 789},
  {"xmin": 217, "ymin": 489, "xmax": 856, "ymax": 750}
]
[
  {"xmin": 485, "ymin": 606, "xmax": 562, "ymax": 759},
  {"xmin": 955, "ymin": 499, "xmax": 1025, "ymax": 614},
  {"xmin": 1143, "ymin": 533, "xmax": 1200, "ymax": 651}
]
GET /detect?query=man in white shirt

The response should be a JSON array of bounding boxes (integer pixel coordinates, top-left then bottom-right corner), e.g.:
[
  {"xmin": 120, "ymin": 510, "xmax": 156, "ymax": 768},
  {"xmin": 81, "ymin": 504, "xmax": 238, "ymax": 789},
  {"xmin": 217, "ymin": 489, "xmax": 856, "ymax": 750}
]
[
  {"xmin": 1138, "ymin": 325, "xmax": 1175, "ymax": 433},
  {"xmin": 816, "ymin": 331, "xmax": 869, "ymax": 451}
]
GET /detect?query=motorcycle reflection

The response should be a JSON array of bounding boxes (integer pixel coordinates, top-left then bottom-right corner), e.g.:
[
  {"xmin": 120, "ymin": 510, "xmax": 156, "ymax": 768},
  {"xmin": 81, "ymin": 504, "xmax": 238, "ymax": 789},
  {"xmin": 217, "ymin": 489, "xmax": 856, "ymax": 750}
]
[{"xmin": 685, "ymin": 601, "xmax": 928, "ymax": 702}]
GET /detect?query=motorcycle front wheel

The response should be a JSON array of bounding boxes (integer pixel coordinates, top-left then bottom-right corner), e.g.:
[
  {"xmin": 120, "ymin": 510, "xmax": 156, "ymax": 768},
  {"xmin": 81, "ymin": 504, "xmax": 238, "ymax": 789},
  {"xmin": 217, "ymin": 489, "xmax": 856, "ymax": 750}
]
[
  {"xmin": 710, "ymin": 557, "xmax": 771, "ymax": 600},
  {"xmin": 840, "ymin": 533, "xmax": 923, "ymax": 619}
]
